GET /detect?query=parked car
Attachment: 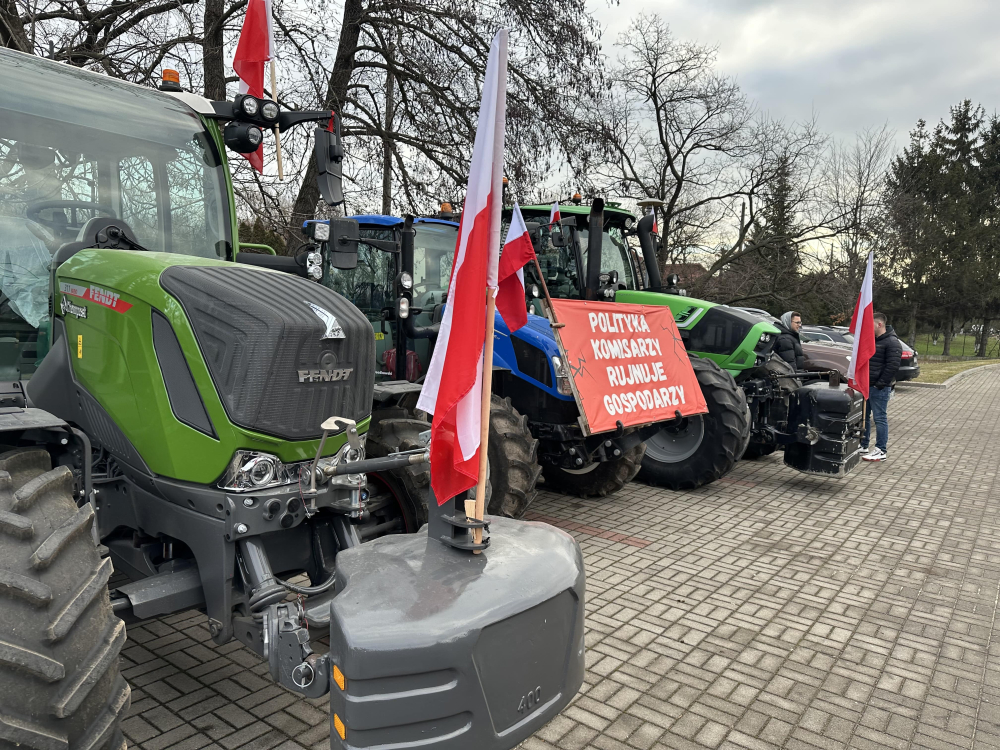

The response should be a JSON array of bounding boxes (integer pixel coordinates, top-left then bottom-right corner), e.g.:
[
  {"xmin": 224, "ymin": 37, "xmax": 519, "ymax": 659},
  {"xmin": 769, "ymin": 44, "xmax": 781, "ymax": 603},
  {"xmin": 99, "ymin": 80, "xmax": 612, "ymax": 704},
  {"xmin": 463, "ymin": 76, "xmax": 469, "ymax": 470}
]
[
  {"xmin": 799, "ymin": 329, "xmax": 920, "ymax": 382},
  {"xmin": 896, "ymin": 341, "xmax": 920, "ymax": 381},
  {"xmin": 801, "ymin": 325, "xmax": 853, "ymax": 345}
]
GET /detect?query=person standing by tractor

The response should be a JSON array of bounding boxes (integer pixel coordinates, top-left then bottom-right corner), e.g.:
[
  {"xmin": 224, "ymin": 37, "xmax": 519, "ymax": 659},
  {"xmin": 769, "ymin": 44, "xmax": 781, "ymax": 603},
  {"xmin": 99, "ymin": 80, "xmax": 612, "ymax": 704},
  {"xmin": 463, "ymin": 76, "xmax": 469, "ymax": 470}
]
[
  {"xmin": 775, "ymin": 311, "xmax": 806, "ymax": 370},
  {"xmin": 861, "ymin": 311, "xmax": 902, "ymax": 462}
]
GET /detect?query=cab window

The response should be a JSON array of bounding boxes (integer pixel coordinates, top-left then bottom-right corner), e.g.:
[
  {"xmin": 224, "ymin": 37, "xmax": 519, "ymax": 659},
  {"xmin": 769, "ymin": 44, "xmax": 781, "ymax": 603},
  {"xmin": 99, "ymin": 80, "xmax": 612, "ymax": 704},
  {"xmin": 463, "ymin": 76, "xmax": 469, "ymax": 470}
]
[
  {"xmin": 576, "ymin": 225, "xmax": 637, "ymax": 289},
  {"xmin": 325, "ymin": 227, "xmax": 394, "ymax": 314}
]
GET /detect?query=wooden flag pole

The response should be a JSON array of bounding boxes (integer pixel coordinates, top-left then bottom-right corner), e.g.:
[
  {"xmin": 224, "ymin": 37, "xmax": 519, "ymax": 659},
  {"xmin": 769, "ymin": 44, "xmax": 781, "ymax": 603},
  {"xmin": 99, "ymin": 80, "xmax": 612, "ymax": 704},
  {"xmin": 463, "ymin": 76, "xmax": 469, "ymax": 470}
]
[
  {"xmin": 270, "ymin": 61, "xmax": 284, "ymax": 180},
  {"xmin": 469, "ymin": 289, "xmax": 497, "ymax": 551}
]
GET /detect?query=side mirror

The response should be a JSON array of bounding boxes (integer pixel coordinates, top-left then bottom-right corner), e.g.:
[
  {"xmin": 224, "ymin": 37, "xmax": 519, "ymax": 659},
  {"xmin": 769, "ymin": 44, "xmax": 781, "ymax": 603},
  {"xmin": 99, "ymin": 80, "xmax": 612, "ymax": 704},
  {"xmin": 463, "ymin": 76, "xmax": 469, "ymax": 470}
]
[
  {"xmin": 314, "ymin": 120, "xmax": 345, "ymax": 206},
  {"xmin": 329, "ymin": 218, "xmax": 359, "ymax": 270}
]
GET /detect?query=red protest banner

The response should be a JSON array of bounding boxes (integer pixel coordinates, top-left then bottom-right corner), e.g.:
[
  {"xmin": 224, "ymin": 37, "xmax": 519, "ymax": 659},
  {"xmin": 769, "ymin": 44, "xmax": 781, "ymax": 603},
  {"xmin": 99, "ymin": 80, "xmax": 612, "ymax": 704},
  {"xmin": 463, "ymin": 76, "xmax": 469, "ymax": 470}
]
[{"xmin": 550, "ymin": 299, "xmax": 708, "ymax": 435}]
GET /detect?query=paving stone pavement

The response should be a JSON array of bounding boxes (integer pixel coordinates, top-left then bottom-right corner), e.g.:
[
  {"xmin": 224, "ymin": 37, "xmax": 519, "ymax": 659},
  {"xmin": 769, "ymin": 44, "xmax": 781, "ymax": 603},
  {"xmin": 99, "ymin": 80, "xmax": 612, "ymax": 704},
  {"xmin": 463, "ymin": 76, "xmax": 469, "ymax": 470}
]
[{"xmin": 119, "ymin": 367, "xmax": 1000, "ymax": 750}]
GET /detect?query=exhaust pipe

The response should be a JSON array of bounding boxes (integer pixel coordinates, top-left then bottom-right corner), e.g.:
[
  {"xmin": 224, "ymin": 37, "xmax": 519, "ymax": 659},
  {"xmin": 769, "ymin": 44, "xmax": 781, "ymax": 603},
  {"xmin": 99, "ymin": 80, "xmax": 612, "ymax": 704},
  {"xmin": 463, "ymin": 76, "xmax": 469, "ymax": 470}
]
[
  {"xmin": 636, "ymin": 213, "xmax": 662, "ymax": 291},
  {"xmin": 584, "ymin": 198, "xmax": 604, "ymax": 299}
]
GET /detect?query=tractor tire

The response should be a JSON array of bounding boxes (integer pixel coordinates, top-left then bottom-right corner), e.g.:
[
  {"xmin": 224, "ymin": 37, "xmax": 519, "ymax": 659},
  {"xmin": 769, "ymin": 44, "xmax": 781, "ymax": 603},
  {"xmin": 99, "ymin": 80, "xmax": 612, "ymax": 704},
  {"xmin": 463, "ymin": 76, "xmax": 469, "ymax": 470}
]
[
  {"xmin": 638, "ymin": 357, "xmax": 748, "ymax": 490},
  {"xmin": 0, "ymin": 448, "xmax": 129, "ymax": 750},
  {"xmin": 366, "ymin": 411, "xmax": 431, "ymax": 533},
  {"xmin": 541, "ymin": 443, "xmax": 645, "ymax": 499},
  {"xmin": 737, "ymin": 402, "xmax": 752, "ymax": 459},
  {"xmin": 486, "ymin": 396, "xmax": 541, "ymax": 518}
]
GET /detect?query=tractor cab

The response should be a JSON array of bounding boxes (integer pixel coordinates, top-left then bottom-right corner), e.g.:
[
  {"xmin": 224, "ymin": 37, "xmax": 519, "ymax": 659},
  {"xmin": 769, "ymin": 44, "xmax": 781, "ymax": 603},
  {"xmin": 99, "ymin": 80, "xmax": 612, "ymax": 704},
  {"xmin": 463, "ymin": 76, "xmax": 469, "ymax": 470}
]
[
  {"xmin": 513, "ymin": 201, "xmax": 647, "ymax": 304},
  {"xmin": 0, "ymin": 52, "xmax": 236, "ymax": 377}
]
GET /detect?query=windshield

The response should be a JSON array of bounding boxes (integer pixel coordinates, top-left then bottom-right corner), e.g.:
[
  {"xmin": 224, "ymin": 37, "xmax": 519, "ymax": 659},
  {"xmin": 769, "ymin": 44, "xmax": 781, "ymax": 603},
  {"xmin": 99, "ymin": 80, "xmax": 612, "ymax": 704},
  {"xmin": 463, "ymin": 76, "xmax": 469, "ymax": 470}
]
[
  {"xmin": 524, "ymin": 222, "xmax": 583, "ymax": 300},
  {"xmin": 0, "ymin": 50, "xmax": 231, "ymax": 333},
  {"xmin": 575, "ymin": 225, "xmax": 639, "ymax": 290},
  {"xmin": 411, "ymin": 222, "xmax": 456, "ymax": 308}
]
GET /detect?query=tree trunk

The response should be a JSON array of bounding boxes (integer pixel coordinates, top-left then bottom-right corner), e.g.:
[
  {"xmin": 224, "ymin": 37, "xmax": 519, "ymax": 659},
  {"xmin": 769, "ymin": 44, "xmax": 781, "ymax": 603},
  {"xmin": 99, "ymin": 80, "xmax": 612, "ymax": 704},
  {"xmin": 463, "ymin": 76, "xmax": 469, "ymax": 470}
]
[
  {"xmin": 907, "ymin": 302, "xmax": 918, "ymax": 348},
  {"xmin": 203, "ymin": 0, "xmax": 226, "ymax": 100},
  {"xmin": 978, "ymin": 317, "xmax": 991, "ymax": 358},
  {"xmin": 942, "ymin": 314, "xmax": 953, "ymax": 357},
  {"xmin": 1, "ymin": 0, "xmax": 31, "ymax": 52},
  {"xmin": 284, "ymin": 0, "xmax": 365, "ymax": 252},
  {"xmin": 381, "ymin": 62, "xmax": 395, "ymax": 215}
]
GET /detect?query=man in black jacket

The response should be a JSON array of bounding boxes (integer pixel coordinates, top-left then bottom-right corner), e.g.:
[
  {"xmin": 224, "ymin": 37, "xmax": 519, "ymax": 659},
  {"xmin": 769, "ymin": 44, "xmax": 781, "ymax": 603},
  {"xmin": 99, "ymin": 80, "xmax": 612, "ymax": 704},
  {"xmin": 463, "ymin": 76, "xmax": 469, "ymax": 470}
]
[
  {"xmin": 774, "ymin": 311, "xmax": 805, "ymax": 370},
  {"xmin": 861, "ymin": 312, "xmax": 903, "ymax": 462}
]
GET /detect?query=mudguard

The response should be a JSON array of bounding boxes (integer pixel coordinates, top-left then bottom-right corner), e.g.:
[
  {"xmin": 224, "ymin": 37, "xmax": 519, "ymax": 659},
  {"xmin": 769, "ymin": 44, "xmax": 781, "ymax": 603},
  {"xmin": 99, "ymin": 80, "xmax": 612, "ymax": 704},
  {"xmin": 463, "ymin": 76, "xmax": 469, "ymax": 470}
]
[{"xmin": 327, "ymin": 516, "xmax": 585, "ymax": 749}]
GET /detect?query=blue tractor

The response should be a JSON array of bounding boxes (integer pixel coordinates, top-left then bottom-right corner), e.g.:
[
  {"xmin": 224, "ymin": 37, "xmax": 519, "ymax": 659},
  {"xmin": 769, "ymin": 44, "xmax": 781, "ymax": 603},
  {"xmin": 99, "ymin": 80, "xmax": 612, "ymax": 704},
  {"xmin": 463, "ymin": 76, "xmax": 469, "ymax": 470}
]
[{"xmin": 306, "ymin": 214, "xmax": 651, "ymax": 516}]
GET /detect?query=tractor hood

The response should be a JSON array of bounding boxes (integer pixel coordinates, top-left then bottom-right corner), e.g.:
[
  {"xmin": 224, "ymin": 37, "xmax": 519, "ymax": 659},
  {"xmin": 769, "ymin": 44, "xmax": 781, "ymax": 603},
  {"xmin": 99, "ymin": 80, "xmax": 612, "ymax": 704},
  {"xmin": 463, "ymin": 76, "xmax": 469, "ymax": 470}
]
[{"xmin": 30, "ymin": 249, "xmax": 374, "ymax": 482}]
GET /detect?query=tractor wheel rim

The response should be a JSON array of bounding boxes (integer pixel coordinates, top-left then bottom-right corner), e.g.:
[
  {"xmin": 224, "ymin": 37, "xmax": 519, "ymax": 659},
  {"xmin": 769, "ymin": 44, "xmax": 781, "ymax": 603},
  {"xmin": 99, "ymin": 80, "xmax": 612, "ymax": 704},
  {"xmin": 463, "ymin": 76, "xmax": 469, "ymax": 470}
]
[
  {"xmin": 644, "ymin": 416, "xmax": 706, "ymax": 463},
  {"xmin": 561, "ymin": 462, "xmax": 601, "ymax": 475}
]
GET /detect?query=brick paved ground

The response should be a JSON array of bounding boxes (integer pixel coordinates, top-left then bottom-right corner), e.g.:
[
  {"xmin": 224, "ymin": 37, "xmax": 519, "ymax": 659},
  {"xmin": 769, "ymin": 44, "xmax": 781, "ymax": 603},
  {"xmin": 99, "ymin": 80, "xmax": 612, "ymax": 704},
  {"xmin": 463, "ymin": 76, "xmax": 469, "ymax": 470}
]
[{"xmin": 119, "ymin": 367, "xmax": 1000, "ymax": 750}]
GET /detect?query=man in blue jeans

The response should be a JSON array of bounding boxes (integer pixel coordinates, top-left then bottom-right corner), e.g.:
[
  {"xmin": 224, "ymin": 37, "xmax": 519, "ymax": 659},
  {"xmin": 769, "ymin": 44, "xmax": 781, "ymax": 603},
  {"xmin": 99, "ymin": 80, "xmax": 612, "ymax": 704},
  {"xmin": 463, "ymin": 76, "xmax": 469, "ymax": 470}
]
[{"xmin": 861, "ymin": 312, "xmax": 902, "ymax": 462}]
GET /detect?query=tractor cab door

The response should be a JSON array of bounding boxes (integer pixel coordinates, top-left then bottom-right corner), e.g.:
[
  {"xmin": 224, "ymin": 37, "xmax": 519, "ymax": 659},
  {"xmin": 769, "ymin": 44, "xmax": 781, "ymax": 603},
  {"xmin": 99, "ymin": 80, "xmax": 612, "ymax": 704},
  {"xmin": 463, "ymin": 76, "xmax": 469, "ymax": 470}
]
[
  {"xmin": 323, "ymin": 227, "xmax": 397, "ymax": 381},
  {"xmin": 408, "ymin": 220, "xmax": 457, "ymax": 369}
]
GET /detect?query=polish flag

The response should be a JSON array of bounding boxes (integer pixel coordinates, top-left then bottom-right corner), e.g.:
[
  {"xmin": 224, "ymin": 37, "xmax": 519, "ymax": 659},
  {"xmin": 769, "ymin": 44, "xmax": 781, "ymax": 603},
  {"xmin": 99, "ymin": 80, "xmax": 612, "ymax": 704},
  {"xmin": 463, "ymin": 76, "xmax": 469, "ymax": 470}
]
[
  {"xmin": 549, "ymin": 201, "xmax": 561, "ymax": 225},
  {"xmin": 846, "ymin": 251, "xmax": 876, "ymax": 398},
  {"xmin": 232, "ymin": 0, "xmax": 275, "ymax": 173},
  {"xmin": 416, "ymin": 31, "xmax": 507, "ymax": 505},
  {"xmin": 496, "ymin": 203, "xmax": 536, "ymax": 332}
]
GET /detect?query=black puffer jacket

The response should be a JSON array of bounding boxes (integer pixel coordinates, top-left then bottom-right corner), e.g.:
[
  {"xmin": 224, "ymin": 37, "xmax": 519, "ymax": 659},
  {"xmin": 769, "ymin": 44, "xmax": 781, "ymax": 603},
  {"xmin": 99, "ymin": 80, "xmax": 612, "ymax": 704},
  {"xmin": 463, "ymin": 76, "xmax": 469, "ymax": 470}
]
[
  {"xmin": 869, "ymin": 325, "xmax": 903, "ymax": 388},
  {"xmin": 774, "ymin": 323, "xmax": 805, "ymax": 370}
]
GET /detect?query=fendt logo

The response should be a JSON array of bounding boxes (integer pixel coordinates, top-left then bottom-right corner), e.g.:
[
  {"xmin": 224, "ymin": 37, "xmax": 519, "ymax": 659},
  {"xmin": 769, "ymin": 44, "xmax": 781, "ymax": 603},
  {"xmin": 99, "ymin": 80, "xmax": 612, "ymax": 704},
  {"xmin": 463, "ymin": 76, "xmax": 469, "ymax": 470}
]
[
  {"xmin": 58, "ymin": 282, "xmax": 133, "ymax": 314},
  {"xmin": 298, "ymin": 368, "xmax": 353, "ymax": 383}
]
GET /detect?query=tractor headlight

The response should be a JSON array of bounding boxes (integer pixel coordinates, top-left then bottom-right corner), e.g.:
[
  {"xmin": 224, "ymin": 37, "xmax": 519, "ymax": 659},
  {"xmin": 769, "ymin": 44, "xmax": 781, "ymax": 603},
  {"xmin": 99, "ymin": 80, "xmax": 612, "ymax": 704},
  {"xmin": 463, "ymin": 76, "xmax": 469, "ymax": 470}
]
[
  {"xmin": 551, "ymin": 355, "xmax": 573, "ymax": 396},
  {"xmin": 261, "ymin": 100, "xmax": 279, "ymax": 121},
  {"xmin": 220, "ymin": 451, "xmax": 297, "ymax": 492},
  {"xmin": 399, "ymin": 271, "xmax": 413, "ymax": 290},
  {"xmin": 240, "ymin": 95, "xmax": 260, "ymax": 117},
  {"xmin": 306, "ymin": 250, "xmax": 323, "ymax": 280}
]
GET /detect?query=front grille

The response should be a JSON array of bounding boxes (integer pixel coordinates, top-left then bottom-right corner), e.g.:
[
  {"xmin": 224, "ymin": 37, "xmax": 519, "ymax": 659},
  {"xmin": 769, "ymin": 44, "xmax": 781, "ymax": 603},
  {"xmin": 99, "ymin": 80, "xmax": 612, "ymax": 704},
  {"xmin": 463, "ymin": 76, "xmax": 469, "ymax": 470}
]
[
  {"xmin": 160, "ymin": 265, "xmax": 374, "ymax": 441},
  {"xmin": 512, "ymin": 335, "xmax": 552, "ymax": 387}
]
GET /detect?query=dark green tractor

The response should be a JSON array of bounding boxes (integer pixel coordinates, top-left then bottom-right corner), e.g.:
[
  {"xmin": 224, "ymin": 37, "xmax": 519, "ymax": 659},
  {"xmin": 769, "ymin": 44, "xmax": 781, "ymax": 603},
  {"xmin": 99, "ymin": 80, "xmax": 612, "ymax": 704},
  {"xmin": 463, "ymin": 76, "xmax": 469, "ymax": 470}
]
[
  {"xmin": 0, "ymin": 48, "xmax": 584, "ymax": 750},
  {"xmin": 515, "ymin": 199, "xmax": 865, "ymax": 489}
]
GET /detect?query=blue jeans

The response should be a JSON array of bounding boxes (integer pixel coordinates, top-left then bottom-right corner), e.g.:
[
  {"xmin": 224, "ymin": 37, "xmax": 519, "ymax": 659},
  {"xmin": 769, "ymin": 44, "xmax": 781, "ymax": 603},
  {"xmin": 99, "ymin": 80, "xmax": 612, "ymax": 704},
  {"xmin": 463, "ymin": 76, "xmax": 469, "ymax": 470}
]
[{"xmin": 862, "ymin": 386, "xmax": 891, "ymax": 452}]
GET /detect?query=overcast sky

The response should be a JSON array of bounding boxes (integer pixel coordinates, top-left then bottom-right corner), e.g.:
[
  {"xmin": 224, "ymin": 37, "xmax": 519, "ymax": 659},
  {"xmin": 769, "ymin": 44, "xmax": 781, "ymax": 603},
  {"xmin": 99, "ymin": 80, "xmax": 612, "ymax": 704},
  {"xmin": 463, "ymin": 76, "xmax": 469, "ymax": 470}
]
[{"xmin": 590, "ymin": 0, "xmax": 1000, "ymax": 148}]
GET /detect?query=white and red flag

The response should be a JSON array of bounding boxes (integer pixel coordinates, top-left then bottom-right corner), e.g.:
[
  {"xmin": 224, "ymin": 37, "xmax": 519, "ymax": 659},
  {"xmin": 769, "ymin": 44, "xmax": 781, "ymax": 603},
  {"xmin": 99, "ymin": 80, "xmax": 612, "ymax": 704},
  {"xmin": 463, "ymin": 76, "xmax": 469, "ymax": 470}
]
[
  {"xmin": 416, "ymin": 30, "xmax": 508, "ymax": 505},
  {"xmin": 549, "ymin": 201, "xmax": 561, "ymax": 225},
  {"xmin": 232, "ymin": 0, "xmax": 275, "ymax": 172},
  {"xmin": 846, "ymin": 251, "xmax": 876, "ymax": 398},
  {"xmin": 495, "ymin": 202, "xmax": 536, "ymax": 332}
]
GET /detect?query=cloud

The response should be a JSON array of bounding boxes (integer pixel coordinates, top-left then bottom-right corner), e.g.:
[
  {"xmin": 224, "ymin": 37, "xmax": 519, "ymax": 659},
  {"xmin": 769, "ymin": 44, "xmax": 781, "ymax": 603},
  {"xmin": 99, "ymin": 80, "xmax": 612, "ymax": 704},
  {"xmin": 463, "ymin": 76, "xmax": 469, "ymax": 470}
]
[{"xmin": 593, "ymin": 0, "xmax": 1000, "ymax": 144}]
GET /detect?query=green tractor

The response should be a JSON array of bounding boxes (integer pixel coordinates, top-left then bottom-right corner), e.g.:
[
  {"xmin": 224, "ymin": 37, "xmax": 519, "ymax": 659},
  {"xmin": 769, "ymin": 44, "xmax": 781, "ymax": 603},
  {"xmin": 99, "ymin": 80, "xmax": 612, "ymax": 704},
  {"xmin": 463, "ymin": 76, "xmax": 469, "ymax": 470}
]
[
  {"xmin": 514, "ymin": 199, "xmax": 865, "ymax": 489},
  {"xmin": 0, "ymin": 49, "xmax": 585, "ymax": 750}
]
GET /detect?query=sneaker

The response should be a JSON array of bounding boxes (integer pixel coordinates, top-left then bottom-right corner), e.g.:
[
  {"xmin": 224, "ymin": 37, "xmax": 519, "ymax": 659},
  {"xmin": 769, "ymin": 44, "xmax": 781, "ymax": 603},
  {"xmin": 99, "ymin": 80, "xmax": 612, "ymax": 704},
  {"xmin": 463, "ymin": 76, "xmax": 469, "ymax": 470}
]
[{"xmin": 862, "ymin": 448, "xmax": 886, "ymax": 462}]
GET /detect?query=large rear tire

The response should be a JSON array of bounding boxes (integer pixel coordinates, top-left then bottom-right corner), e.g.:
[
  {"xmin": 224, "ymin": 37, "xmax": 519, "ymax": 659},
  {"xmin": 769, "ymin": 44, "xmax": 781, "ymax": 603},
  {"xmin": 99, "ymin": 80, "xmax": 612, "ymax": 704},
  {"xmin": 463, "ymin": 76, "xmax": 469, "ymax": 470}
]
[
  {"xmin": 638, "ymin": 357, "xmax": 748, "ymax": 490},
  {"xmin": 0, "ymin": 447, "xmax": 129, "ymax": 750},
  {"xmin": 486, "ymin": 396, "xmax": 541, "ymax": 518},
  {"xmin": 366, "ymin": 410, "xmax": 431, "ymax": 533},
  {"xmin": 542, "ymin": 443, "xmax": 645, "ymax": 498}
]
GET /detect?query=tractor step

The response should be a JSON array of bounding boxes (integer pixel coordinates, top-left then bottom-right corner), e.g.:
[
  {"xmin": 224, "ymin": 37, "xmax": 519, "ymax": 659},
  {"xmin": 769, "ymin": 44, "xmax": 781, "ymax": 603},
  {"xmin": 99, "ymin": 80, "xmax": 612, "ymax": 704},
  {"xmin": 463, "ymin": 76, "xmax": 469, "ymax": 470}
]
[{"xmin": 325, "ymin": 513, "xmax": 585, "ymax": 749}]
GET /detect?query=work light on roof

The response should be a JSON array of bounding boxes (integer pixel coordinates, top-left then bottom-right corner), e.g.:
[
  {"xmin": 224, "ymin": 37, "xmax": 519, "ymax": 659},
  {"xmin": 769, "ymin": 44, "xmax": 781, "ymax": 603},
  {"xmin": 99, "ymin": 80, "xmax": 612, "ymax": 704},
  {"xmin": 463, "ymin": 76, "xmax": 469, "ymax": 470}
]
[
  {"xmin": 261, "ymin": 100, "xmax": 279, "ymax": 121},
  {"xmin": 241, "ymin": 96, "xmax": 260, "ymax": 117}
]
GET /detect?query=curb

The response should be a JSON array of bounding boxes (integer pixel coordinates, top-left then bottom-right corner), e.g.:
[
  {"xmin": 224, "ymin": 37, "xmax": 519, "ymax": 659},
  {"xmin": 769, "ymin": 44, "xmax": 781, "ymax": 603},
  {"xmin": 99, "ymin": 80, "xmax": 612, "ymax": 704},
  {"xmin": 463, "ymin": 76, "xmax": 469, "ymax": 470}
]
[
  {"xmin": 942, "ymin": 361, "xmax": 1000, "ymax": 387},
  {"xmin": 895, "ymin": 361, "xmax": 1000, "ymax": 390}
]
